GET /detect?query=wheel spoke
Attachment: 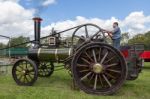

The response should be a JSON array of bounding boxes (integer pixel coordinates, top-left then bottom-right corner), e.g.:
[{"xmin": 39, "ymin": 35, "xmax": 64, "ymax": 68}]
[
  {"xmin": 92, "ymin": 49, "xmax": 97, "ymax": 63},
  {"xmin": 25, "ymin": 75, "xmax": 29, "ymax": 82},
  {"xmin": 103, "ymin": 56, "xmax": 115, "ymax": 64},
  {"xmin": 27, "ymin": 64, "xmax": 32, "ymax": 69},
  {"xmin": 85, "ymin": 25, "xmax": 89, "ymax": 38},
  {"xmin": 89, "ymin": 73, "xmax": 94, "ymax": 83},
  {"xmin": 23, "ymin": 76, "xmax": 26, "ymax": 83},
  {"xmin": 77, "ymin": 64, "xmax": 89, "ymax": 67},
  {"xmin": 85, "ymin": 52, "xmax": 94, "ymax": 62},
  {"xmin": 44, "ymin": 69, "xmax": 48, "ymax": 74},
  {"xmin": 28, "ymin": 74, "xmax": 33, "ymax": 80},
  {"xmin": 16, "ymin": 71, "xmax": 22, "ymax": 75},
  {"xmin": 81, "ymin": 57, "xmax": 91, "ymax": 65},
  {"xmin": 74, "ymin": 35, "xmax": 85, "ymax": 40},
  {"xmin": 29, "ymin": 69, "xmax": 34, "ymax": 72},
  {"xmin": 105, "ymin": 63, "xmax": 118, "ymax": 68},
  {"xmin": 80, "ymin": 72, "xmax": 92, "ymax": 81},
  {"xmin": 104, "ymin": 72, "xmax": 116, "ymax": 79},
  {"xmin": 43, "ymin": 70, "xmax": 46, "ymax": 75},
  {"xmin": 79, "ymin": 69, "xmax": 90, "ymax": 73},
  {"xmin": 100, "ymin": 51, "xmax": 108, "ymax": 64},
  {"xmin": 107, "ymin": 69, "xmax": 121, "ymax": 74},
  {"xmin": 16, "ymin": 69, "xmax": 22, "ymax": 72},
  {"xmin": 20, "ymin": 63, "xmax": 25, "ymax": 69},
  {"xmin": 46, "ymin": 69, "xmax": 50, "ymax": 73},
  {"xmin": 18, "ymin": 65, "xmax": 24, "ymax": 70},
  {"xmin": 17, "ymin": 65, "xmax": 24, "ymax": 70},
  {"xmin": 102, "ymin": 74, "xmax": 112, "ymax": 87},
  {"xmin": 29, "ymin": 71, "xmax": 35, "ymax": 75},
  {"xmin": 98, "ymin": 48, "xmax": 101, "ymax": 62},
  {"xmin": 93, "ymin": 74, "xmax": 98, "ymax": 90},
  {"xmin": 98, "ymin": 75, "xmax": 104, "ymax": 87},
  {"xmin": 18, "ymin": 75, "xmax": 23, "ymax": 80},
  {"xmin": 48, "ymin": 65, "xmax": 52, "ymax": 68}
]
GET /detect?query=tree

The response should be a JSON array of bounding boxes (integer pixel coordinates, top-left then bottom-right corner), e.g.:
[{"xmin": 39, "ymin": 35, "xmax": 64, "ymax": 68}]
[
  {"xmin": 121, "ymin": 32, "xmax": 129, "ymax": 45},
  {"xmin": 128, "ymin": 31, "xmax": 150, "ymax": 50},
  {"xmin": 0, "ymin": 43, "xmax": 6, "ymax": 49},
  {"xmin": 8, "ymin": 36, "xmax": 30, "ymax": 48}
]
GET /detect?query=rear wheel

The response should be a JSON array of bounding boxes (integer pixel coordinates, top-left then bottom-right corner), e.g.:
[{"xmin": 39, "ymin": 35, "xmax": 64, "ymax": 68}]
[
  {"xmin": 72, "ymin": 42, "xmax": 127, "ymax": 95},
  {"xmin": 126, "ymin": 58, "xmax": 143, "ymax": 80},
  {"xmin": 38, "ymin": 62, "xmax": 54, "ymax": 77},
  {"xmin": 136, "ymin": 58, "xmax": 144, "ymax": 73},
  {"xmin": 12, "ymin": 58, "xmax": 38, "ymax": 86}
]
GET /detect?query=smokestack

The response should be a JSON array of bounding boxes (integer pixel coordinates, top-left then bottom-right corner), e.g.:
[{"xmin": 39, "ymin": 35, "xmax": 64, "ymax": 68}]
[{"xmin": 33, "ymin": 17, "xmax": 42, "ymax": 48}]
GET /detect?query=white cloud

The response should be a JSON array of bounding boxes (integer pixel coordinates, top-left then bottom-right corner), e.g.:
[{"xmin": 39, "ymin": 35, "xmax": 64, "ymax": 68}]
[
  {"xmin": 0, "ymin": 1, "xmax": 35, "ymax": 44},
  {"xmin": 121, "ymin": 11, "xmax": 150, "ymax": 35},
  {"xmin": 41, "ymin": 16, "xmax": 120, "ymax": 37},
  {"xmin": 0, "ymin": 0, "xmax": 19, "ymax": 2},
  {"xmin": 0, "ymin": 0, "xmax": 149, "ymax": 44},
  {"xmin": 24, "ymin": 0, "xmax": 56, "ymax": 6},
  {"xmin": 42, "ymin": 11, "xmax": 150, "ymax": 38},
  {"xmin": 42, "ymin": 0, "xmax": 56, "ymax": 6}
]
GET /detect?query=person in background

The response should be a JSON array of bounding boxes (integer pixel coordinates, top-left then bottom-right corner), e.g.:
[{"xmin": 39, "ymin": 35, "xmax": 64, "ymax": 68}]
[{"xmin": 105, "ymin": 22, "xmax": 121, "ymax": 50}]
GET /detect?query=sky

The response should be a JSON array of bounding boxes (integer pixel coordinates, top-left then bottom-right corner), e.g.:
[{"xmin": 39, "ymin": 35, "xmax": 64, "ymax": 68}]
[
  {"xmin": 20, "ymin": 0, "xmax": 150, "ymax": 25},
  {"xmin": 0, "ymin": 0, "xmax": 150, "ymax": 42}
]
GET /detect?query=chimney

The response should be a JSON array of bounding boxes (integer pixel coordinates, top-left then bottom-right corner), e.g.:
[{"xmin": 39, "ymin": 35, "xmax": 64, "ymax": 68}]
[{"xmin": 33, "ymin": 17, "xmax": 42, "ymax": 48}]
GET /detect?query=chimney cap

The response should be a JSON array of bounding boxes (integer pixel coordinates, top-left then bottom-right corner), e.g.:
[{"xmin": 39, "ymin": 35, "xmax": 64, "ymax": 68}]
[{"xmin": 33, "ymin": 17, "xmax": 43, "ymax": 22}]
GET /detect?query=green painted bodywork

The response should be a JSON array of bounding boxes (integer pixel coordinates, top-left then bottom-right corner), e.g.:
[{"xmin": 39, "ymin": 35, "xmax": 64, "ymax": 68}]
[
  {"xmin": 0, "ymin": 48, "xmax": 28, "ymax": 57},
  {"xmin": 38, "ymin": 48, "xmax": 72, "ymax": 61}
]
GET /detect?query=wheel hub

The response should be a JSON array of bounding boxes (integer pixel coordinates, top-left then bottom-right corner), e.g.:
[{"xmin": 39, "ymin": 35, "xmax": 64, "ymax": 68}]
[
  {"xmin": 22, "ymin": 70, "xmax": 26, "ymax": 74},
  {"xmin": 93, "ymin": 63, "xmax": 103, "ymax": 73},
  {"xmin": 22, "ymin": 70, "xmax": 29, "ymax": 75}
]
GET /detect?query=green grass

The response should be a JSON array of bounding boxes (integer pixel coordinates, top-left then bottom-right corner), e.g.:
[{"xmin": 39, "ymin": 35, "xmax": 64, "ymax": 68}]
[{"xmin": 0, "ymin": 63, "xmax": 149, "ymax": 99}]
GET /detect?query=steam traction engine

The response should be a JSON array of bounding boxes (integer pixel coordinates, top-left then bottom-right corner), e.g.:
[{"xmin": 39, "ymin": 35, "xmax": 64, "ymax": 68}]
[{"xmin": 12, "ymin": 17, "xmax": 144, "ymax": 95}]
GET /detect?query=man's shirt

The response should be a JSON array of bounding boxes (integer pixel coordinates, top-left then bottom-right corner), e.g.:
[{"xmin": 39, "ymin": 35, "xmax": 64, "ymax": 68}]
[{"xmin": 112, "ymin": 27, "xmax": 121, "ymax": 39}]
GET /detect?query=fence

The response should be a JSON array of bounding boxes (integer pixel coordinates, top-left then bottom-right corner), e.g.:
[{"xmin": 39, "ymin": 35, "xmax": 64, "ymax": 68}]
[{"xmin": 0, "ymin": 48, "xmax": 28, "ymax": 74}]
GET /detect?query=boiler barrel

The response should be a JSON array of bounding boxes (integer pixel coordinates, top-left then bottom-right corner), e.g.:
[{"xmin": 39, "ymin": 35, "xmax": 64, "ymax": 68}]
[{"xmin": 28, "ymin": 48, "xmax": 72, "ymax": 61}]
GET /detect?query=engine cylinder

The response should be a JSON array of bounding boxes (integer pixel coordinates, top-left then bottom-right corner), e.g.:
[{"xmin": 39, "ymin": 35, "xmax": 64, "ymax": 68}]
[{"xmin": 28, "ymin": 48, "xmax": 72, "ymax": 61}]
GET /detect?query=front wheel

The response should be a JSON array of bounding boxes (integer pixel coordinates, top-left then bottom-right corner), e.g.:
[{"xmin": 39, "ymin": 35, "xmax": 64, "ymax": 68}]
[
  {"xmin": 12, "ymin": 58, "xmax": 38, "ymax": 86},
  {"xmin": 71, "ymin": 42, "xmax": 127, "ymax": 95}
]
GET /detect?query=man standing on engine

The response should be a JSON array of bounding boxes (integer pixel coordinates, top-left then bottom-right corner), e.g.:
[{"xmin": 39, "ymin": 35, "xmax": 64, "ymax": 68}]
[{"xmin": 106, "ymin": 22, "xmax": 121, "ymax": 50}]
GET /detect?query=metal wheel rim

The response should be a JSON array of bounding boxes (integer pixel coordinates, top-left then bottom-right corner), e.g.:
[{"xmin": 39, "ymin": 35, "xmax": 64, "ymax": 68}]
[
  {"xmin": 38, "ymin": 62, "xmax": 54, "ymax": 77},
  {"xmin": 72, "ymin": 43, "xmax": 127, "ymax": 95},
  {"xmin": 12, "ymin": 59, "xmax": 37, "ymax": 85}
]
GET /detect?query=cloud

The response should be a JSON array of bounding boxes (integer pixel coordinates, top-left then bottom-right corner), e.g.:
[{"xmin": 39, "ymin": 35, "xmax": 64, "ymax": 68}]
[
  {"xmin": 0, "ymin": 0, "xmax": 149, "ymax": 44},
  {"xmin": 121, "ymin": 11, "xmax": 150, "ymax": 35},
  {"xmin": 0, "ymin": 0, "xmax": 19, "ymax": 2},
  {"xmin": 0, "ymin": 1, "xmax": 35, "ymax": 44},
  {"xmin": 42, "ymin": 11, "xmax": 150, "ymax": 38},
  {"xmin": 42, "ymin": 0, "xmax": 56, "ymax": 6},
  {"xmin": 24, "ymin": 0, "xmax": 56, "ymax": 16},
  {"xmin": 41, "ymin": 16, "xmax": 120, "ymax": 37}
]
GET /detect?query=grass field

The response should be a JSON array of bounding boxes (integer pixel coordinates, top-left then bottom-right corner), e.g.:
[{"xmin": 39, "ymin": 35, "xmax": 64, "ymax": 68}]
[{"xmin": 0, "ymin": 63, "xmax": 149, "ymax": 99}]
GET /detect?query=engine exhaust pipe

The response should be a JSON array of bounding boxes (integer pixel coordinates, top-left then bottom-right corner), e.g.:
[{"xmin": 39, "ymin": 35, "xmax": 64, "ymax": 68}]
[{"xmin": 33, "ymin": 17, "xmax": 42, "ymax": 48}]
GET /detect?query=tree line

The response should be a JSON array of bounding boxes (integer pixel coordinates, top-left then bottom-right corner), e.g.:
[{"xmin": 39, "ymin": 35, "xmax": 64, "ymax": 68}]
[
  {"xmin": 128, "ymin": 31, "xmax": 150, "ymax": 50},
  {"xmin": 0, "ymin": 36, "xmax": 30, "ymax": 49}
]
